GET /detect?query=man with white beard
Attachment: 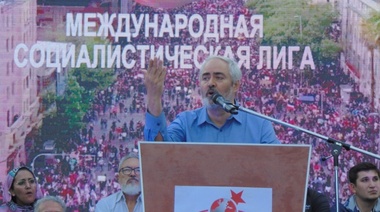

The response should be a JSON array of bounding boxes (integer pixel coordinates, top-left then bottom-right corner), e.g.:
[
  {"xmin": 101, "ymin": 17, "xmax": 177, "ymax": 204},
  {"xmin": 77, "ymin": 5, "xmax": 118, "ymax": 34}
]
[
  {"xmin": 143, "ymin": 55, "xmax": 280, "ymax": 144},
  {"xmin": 95, "ymin": 153, "xmax": 143, "ymax": 212}
]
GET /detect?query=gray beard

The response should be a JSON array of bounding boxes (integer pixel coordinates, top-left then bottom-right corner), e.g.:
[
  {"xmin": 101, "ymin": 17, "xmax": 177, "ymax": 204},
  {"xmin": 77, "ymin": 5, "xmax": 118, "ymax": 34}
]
[
  {"xmin": 202, "ymin": 97, "xmax": 219, "ymax": 109},
  {"xmin": 202, "ymin": 88, "xmax": 235, "ymax": 109},
  {"xmin": 121, "ymin": 183, "xmax": 141, "ymax": 195}
]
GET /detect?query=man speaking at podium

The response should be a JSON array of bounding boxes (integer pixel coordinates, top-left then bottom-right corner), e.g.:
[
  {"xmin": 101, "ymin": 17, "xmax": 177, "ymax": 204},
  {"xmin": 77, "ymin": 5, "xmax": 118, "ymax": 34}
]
[{"xmin": 142, "ymin": 55, "xmax": 280, "ymax": 144}]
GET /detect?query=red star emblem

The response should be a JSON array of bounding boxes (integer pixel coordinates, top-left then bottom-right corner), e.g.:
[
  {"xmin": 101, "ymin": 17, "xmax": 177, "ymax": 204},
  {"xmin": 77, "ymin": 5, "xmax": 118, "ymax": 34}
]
[{"xmin": 231, "ymin": 190, "xmax": 246, "ymax": 205}]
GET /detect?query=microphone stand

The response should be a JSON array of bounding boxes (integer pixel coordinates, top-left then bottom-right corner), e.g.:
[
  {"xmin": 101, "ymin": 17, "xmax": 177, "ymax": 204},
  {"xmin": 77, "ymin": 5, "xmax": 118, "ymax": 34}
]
[{"xmin": 226, "ymin": 104, "xmax": 380, "ymax": 211}]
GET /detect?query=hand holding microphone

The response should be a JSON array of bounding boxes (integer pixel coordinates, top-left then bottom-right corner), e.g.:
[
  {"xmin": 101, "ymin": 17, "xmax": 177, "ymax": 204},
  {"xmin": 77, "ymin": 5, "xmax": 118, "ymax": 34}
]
[{"xmin": 211, "ymin": 91, "xmax": 239, "ymax": 114}]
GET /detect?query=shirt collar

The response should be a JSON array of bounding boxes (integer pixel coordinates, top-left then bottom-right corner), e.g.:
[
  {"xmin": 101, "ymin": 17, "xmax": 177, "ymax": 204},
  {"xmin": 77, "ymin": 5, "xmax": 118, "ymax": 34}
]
[
  {"xmin": 197, "ymin": 107, "xmax": 243, "ymax": 126},
  {"xmin": 115, "ymin": 190, "xmax": 124, "ymax": 203},
  {"xmin": 345, "ymin": 195, "xmax": 380, "ymax": 212},
  {"xmin": 115, "ymin": 191, "xmax": 142, "ymax": 204}
]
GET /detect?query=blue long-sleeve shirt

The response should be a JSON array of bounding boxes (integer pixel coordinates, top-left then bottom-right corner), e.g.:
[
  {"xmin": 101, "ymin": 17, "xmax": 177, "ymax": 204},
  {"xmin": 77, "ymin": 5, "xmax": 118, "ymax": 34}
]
[{"xmin": 144, "ymin": 107, "xmax": 280, "ymax": 143}]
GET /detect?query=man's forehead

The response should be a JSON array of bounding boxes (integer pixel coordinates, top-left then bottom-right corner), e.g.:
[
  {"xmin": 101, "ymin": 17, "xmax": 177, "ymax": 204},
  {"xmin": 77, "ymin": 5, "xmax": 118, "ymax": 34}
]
[
  {"xmin": 202, "ymin": 65, "xmax": 229, "ymax": 75},
  {"xmin": 39, "ymin": 201, "xmax": 63, "ymax": 212},
  {"xmin": 122, "ymin": 157, "xmax": 139, "ymax": 166},
  {"xmin": 358, "ymin": 170, "xmax": 379, "ymax": 178},
  {"xmin": 203, "ymin": 58, "xmax": 228, "ymax": 69}
]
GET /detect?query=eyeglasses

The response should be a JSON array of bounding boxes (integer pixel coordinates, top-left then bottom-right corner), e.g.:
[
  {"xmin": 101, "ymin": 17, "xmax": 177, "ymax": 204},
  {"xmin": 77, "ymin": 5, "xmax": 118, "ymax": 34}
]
[{"xmin": 119, "ymin": 167, "xmax": 140, "ymax": 175}]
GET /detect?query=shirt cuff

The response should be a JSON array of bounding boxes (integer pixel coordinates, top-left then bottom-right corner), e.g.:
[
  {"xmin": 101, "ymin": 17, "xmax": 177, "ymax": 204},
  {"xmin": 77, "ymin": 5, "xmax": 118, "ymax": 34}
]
[{"xmin": 144, "ymin": 111, "xmax": 167, "ymax": 141}]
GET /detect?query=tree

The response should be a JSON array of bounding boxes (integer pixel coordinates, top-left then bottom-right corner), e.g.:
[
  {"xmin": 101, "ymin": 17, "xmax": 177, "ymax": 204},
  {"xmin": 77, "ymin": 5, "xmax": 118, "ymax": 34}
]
[
  {"xmin": 361, "ymin": 11, "xmax": 380, "ymax": 47},
  {"xmin": 41, "ymin": 75, "xmax": 87, "ymax": 147},
  {"xmin": 246, "ymin": 0, "xmax": 341, "ymax": 65},
  {"xmin": 72, "ymin": 66, "xmax": 114, "ymax": 92},
  {"xmin": 71, "ymin": 39, "xmax": 115, "ymax": 103},
  {"xmin": 361, "ymin": 10, "xmax": 380, "ymax": 108},
  {"xmin": 57, "ymin": 75, "xmax": 87, "ymax": 132},
  {"xmin": 39, "ymin": 34, "xmax": 116, "ymax": 150}
]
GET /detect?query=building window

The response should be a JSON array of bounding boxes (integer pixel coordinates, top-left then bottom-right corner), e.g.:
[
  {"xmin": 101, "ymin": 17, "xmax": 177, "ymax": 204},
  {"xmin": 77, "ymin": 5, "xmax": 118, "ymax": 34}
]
[
  {"xmin": 7, "ymin": 110, "xmax": 10, "ymax": 127},
  {"xmin": 12, "ymin": 106, "xmax": 14, "ymax": 123},
  {"xmin": 13, "ymin": 114, "xmax": 19, "ymax": 125},
  {"xmin": 7, "ymin": 62, "xmax": 9, "ymax": 76}
]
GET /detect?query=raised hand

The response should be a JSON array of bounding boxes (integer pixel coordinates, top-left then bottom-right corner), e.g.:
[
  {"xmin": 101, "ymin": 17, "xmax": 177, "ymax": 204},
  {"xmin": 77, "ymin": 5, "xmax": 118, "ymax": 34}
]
[{"xmin": 142, "ymin": 57, "xmax": 167, "ymax": 116}]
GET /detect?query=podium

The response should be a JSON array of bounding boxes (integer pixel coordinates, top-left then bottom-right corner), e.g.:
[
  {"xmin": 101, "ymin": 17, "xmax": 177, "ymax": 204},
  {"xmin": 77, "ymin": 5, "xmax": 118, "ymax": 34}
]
[{"xmin": 139, "ymin": 142, "xmax": 311, "ymax": 212}]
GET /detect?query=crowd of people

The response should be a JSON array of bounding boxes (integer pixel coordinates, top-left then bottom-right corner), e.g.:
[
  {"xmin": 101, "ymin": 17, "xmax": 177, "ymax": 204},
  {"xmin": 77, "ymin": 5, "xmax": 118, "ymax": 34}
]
[
  {"xmin": 1, "ymin": 0, "xmax": 379, "ymax": 210},
  {"xmin": 1, "ymin": 153, "xmax": 379, "ymax": 211}
]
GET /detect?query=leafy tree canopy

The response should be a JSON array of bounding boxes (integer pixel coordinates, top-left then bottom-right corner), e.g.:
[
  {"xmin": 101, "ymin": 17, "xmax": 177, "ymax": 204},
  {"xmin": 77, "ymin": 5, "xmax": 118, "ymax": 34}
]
[
  {"xmin": 246, "ymin": 0, "xmax": 341, "ymax": 62},
  {"xmin": 361, "ymin": 10, "xmax": 380, "ymax": 48}
]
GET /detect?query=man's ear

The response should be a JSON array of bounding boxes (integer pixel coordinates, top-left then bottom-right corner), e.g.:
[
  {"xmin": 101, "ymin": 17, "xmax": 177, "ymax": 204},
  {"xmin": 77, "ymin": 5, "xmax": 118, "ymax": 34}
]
[
  {"xmin": 233, "ymin": 80, "xmax": 240, "ymax": 93},
  {"xmin": 349, "ymin": 182, "xmax": 356, "ymax": 194}
]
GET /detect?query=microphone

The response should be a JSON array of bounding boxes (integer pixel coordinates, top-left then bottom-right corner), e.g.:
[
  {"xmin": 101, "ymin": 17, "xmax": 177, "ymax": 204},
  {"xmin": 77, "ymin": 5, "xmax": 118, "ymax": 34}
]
[
  {"xmin": 320, "ymin": 155, "xmax": 333, "ymax": 162},
  {"xmin": 211, "ymin": 92, "xmax": 239, "ymax": 114}
]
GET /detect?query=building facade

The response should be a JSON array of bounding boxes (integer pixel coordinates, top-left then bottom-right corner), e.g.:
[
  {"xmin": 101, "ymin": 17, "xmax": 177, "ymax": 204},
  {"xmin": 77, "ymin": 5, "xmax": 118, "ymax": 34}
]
[
  {"xmin": 339, "ymin": 0, "xmax": 380, "ymax": 110},
  {"xmin": 0, "ymin": 0, "xmax": 39, "ymax": 181}
]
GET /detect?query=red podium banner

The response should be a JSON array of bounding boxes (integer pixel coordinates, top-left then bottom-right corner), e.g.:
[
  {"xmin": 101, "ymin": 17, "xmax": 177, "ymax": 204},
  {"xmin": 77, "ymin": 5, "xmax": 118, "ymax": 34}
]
[{"xmin": 139, "ymin": 142, "xmax": 311, "ymax": 212}]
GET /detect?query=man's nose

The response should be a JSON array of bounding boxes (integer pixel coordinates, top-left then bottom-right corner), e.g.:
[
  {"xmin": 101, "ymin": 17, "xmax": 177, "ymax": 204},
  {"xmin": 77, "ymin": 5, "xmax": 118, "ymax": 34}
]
[
  {"xmin": 207, "ymin": 77, "xmax": 216, "ymax": 87},
  {"xmin": 369, "ymin": 179, "xmax": 378, "ymax": 187},
  {"xmin": 129, "ymin": 170, "xmax": 137, "ymax": 176}
]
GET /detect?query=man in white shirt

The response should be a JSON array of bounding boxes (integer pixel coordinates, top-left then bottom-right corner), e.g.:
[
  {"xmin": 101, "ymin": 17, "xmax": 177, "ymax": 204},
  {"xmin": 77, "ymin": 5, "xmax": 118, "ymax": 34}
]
[{"xmin": 95, "ymin": 152, "xmax": 143, "ymax": 212}]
